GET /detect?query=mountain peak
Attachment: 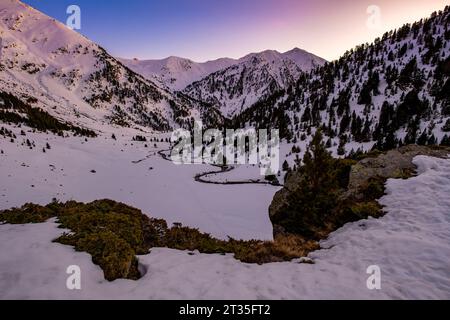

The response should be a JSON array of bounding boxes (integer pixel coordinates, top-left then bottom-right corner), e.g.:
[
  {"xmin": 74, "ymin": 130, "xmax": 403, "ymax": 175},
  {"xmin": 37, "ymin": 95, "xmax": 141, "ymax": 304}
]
[
  {"xmin": 283, "ymin": 47, "xmax": 328, "ymax": 69},
  {"xmin": 0, "ymin": 0, "xmax": 200, "ymax": 131},
  {"xmin": 181, "ymin": 47, "xmax": 327, "ymax": 117},
  {"xmin": 284, "ymin": 47, "xmax": 306, "ymax": 54},
  {"xmin": 241, "ymin": 49, "xmax": 282, "ymax": 63}
]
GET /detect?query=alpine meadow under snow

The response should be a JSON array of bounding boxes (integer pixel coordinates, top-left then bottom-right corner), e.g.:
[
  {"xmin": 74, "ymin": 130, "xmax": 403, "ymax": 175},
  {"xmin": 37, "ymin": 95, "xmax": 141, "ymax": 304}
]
[
  {"xmin": 1, "ymin": 0, "xmax": 450, "ymax": 300},
  {"xmin": 1, "ymin": 155, "xmax": 449, "ymax": 299}
]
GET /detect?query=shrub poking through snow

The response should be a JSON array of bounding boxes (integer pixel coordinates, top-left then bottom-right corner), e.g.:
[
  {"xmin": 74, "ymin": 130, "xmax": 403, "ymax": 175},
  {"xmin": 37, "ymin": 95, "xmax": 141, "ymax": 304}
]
[
  {"xmin": 0, "ymin": 199, "xmax": 319, "ymax": 281},
  {"xmin": 0, "ymin": 203, "xmax": 55, "ymax": 224}
]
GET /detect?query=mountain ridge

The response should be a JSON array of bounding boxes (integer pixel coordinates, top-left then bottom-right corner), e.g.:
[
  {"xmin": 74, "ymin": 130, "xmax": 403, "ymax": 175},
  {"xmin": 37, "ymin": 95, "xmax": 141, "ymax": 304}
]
[
  {"xmin": 0, "ymin": 0, "xmax": 204, "ymax": 132},
  {"xmin": 120, "ymin": 47, "xmax": 327, "ymax": 92},
  {"xmin": 179, "ymin": 48, "xmax": 326, "ymax": 117}
]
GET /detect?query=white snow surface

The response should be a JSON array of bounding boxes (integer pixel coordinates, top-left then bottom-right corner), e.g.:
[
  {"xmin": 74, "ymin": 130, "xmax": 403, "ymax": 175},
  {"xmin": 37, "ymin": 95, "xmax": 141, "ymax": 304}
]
[
  {"xmin": 1, "ymin": 155, "xmax": 449, "ymax": 299},
  {"xmin": 0, "ymin": 125, "xmax": 277, "ymax": 241}
]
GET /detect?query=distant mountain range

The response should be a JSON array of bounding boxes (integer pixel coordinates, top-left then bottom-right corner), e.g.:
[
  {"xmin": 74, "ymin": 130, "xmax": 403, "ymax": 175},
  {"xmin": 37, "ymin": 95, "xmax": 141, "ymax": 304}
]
[
  {"xmin": 119, "ymin": 56, "xmax": 237, "ymax": 91},
  {"xmin": 121, "ymin": 49, "xmax": 326, "ymax": 117},
  {"xmin": 180, "ymin": 48, "xmax": 326, "ymax": 117},
  {"xmin": 120, "ymin": 48, "xmax": 326, "ymax": 90}
]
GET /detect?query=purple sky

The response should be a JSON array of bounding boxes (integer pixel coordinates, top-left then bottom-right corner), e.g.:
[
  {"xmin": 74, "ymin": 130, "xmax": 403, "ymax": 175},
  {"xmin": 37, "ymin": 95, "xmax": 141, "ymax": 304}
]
[{"xmin": 22, "ymin": 0, "xmax": 449, "ymax": 62}]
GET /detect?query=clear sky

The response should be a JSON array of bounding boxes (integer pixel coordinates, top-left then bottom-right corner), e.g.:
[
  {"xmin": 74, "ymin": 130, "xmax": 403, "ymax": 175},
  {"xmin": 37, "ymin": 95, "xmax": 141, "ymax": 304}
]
[{"xmin": 22, "ymin": 0, "xmax": 449, "ymax": 62}]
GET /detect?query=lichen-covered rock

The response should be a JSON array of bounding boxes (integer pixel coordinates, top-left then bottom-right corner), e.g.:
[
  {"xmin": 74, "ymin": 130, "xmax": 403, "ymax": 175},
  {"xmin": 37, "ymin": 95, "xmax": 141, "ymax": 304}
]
[{"xmin": 347, "ymin": 145, "xmax": 450, "ymax": 198}]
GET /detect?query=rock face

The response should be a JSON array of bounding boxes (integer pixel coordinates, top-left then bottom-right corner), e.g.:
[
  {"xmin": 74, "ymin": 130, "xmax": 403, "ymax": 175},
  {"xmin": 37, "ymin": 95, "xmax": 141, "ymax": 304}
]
[
  {"xmin": 269, "ymin": 145, "xmax": 450, "ymax": 237},
  {"xmin": 269, "ymin": 171, "xmax": 303, "ymax": 236}
]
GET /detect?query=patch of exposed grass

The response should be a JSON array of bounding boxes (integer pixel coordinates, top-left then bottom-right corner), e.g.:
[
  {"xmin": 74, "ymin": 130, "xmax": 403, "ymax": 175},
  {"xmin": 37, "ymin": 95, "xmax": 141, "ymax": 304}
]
[
  {"xmin": 230, "ymin": 235, "xmax": 319, "ymax": 264},
  {"xmin": 392, "ymin": 167, "xmax": 416, "ymax": 179},
  {"xmin": 58, "ymin": 231, "xmax": 140, "ymax": 281},
  {"xmin": 0, "ymin": 199, "xmax": 319, "ymax": 281},
  {"xmin": 346, "ymin": 201, "xmax": 384, "ymax": 220},
  {"xmin": 0, "ymin": 203, "xmax": 56, "ymax": 224},
  {"xmin": 360, "ymin": 176, "xmax": 386, "ymax": 201}
]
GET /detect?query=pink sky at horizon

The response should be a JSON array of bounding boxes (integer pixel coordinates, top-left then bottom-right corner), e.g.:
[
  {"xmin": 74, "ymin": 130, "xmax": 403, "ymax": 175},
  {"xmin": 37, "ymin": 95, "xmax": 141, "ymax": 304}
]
[
  {"xmin": 22, "ymin": 0, "xmax": 450, "ymax": 62},
  {"xmin": 233, "ymin": 0, "xmax": 450, "ymax": 62}
]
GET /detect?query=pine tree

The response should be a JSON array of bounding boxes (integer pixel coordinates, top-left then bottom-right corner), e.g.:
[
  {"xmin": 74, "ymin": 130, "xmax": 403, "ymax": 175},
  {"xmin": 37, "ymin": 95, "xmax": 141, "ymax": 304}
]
[
  {"xmin": 441, "ymin": 135, "xmax": 450, "ymax": 146},
  {"xmin": 337, "ymin": 139, "xmax": 346, "ymax": 156},
  {"xmin": 427, "ymin": 134, "xmax": 437, "ymax": 145},
  {"xmin": 339, "ymin": 112, "xmax": 351, "ymax": 134},
  {"xmin": 277, "ymin": 130, "xmax": 340, "ymax": 238},
  {"xmin": 282, "ymin": 160, "xmax": 290, "ymax": 172},
  {"xmin": 442, "ymin": 119, "xmax": 450, "ymax": 132},
  {"xmin": 417, "ymin": 131, "xmax": 428, "ymax": 145},
  {"xmin": 358, "ymin": 83, "xmax": 372, "ymax": 106},
  {"xmin": 302, "ymin": 130, "xmax": 336, "ymax": 192},
  {"xmin": 404, "ymin": 118, "xmax": 420, "ymax": 144}
]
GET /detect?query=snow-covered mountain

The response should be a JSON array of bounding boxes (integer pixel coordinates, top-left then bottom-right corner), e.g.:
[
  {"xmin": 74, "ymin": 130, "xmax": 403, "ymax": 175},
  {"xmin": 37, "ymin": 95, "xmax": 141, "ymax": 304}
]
[
  {"xmin": 1, "ymin": 0, "xmax": 449, "ymax": 153},
  {"xmin": 233, "ymin": 6, "xmax": 450, "ymax": 156},
  {"xmin": 119, "ymin": 56, "xmax": 237, "ymax": 91},
  {"xmin": 121, "ymin": 48, "xmax": 325, "ymax": 93},
  {"xmin": 181, "ymin": 48, "xmax": 326, "ymax": 117},
  {"xmin": 0, "ymin": 0, "xmax": 327, "ymax": 133},
  {"xmin": 0, "ymin": 0, "xmax": 203, "ymax": 132}
]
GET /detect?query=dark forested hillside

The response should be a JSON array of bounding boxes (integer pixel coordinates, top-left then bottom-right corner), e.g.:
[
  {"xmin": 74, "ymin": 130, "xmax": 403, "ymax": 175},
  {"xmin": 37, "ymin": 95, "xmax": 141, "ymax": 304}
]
[{"xmin": 233, "ymin": 6, "xmax": 450, "ymax": 153}]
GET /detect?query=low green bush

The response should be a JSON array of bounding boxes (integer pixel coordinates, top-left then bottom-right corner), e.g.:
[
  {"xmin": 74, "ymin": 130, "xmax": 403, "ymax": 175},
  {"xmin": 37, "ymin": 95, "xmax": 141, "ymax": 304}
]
[
  {"xmin": 1, "ymin": 199, "xmax": 320, "ymax": 280},
  {"xmin": 360, "ymin": 176, "xmax": 386, "ymax": 201},
  {"xmin": 0, "ymin": 203, "xmax": 56, "ymax": 224},
  {"xmin": 347, "ymin": 201, "xmax": 384, "ymax": 220}
]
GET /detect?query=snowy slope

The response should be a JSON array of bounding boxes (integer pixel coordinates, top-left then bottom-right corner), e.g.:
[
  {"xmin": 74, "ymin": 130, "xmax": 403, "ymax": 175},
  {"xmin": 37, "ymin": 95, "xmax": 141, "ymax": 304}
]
[
  {"xmin": 0, "ymin": 0, "xmax": 200, "ymax": 131},
  {"xmin": 234, "ymin": 6, "xmax": 450, "ymax": 158},
  {"xmin": 121, "ymin": 48, "xmax": 325, "ymax": 93},
  {"xmin": 120, "ymin": 56, "xmax": 236, "ymax": 91},
  {"xmin": 0, "ymin": 122, "xmax": 277, "ymax": 241},
  {"xmin": 181, "ymin": 48, "xmax": 326, "ymax": 117},
  {"xmin": 282, "ymin": 47, "xmax": 326, "ymax": 71},
  {"xmin": 1, "ymin": 155, "xmax": 449, "ymax": 299}
]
